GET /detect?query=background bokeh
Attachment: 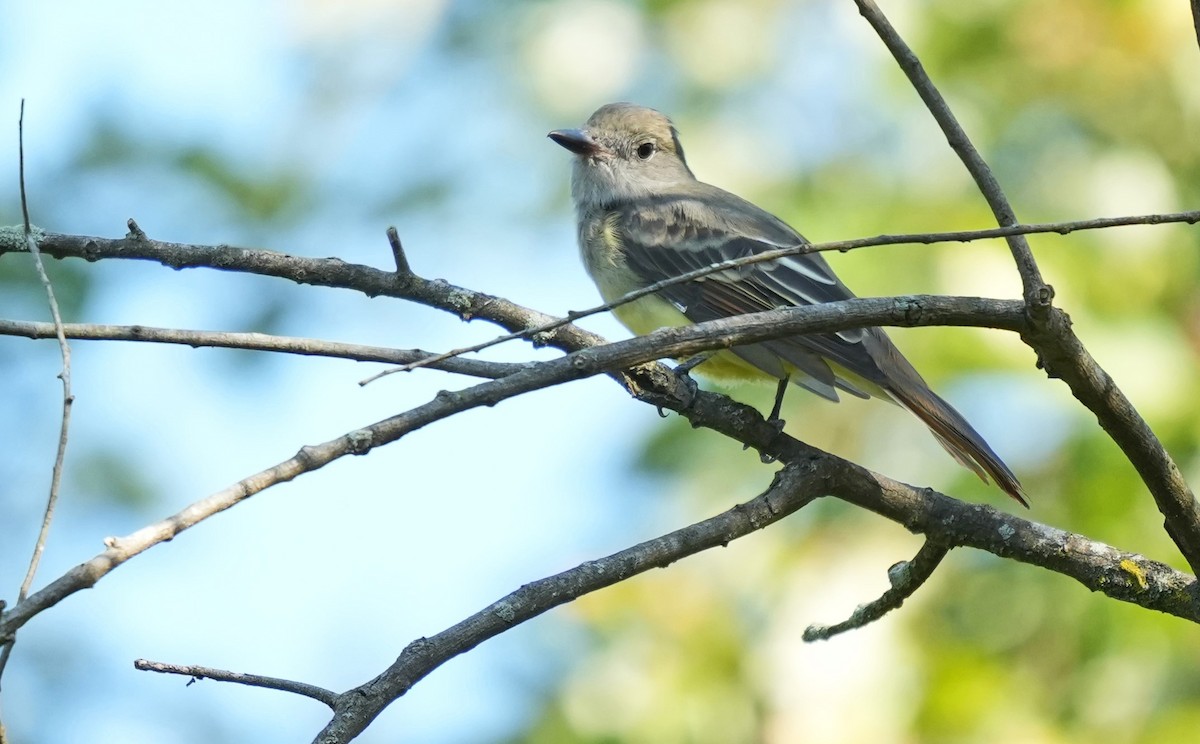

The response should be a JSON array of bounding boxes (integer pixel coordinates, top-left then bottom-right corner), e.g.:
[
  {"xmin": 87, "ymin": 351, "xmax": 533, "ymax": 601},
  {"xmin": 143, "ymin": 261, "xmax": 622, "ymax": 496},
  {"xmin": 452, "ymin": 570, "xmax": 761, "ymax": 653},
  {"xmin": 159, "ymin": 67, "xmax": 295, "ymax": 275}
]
[{"xmin": 3, "ymin": 1, "xmax": 1200, "ymax": 742}]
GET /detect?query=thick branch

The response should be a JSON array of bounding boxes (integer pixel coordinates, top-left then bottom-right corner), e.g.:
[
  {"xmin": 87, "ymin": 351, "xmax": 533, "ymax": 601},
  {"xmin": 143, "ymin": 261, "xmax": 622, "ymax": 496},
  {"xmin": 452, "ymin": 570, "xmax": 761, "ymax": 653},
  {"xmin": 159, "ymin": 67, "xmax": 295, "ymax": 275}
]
[
  {"xmin": 849, "ymin": 0, "xmax": 1200, "ymax": 575},
  {"xmin": 820, "ymin": 457, "xmax": 1199, "ymax": 618},
  {"xmin": 1193, "ymin": 0, "xmax": 1200, "ymax": 52},
  {"xmin": 1023, "ymin": 313, "xmax": 1200, "ymax": 573},
  {"xmin": 313, "ymin": 452, "xmax": 1200, "ymax": 742}
]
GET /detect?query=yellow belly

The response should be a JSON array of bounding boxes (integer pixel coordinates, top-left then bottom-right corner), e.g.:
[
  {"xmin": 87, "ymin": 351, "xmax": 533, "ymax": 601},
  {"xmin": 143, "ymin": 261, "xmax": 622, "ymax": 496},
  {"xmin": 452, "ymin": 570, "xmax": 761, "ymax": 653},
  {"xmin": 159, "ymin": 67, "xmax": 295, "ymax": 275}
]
[{"xmin": 611, "ymin": 293, "xmax": 768, "ymax": 383}]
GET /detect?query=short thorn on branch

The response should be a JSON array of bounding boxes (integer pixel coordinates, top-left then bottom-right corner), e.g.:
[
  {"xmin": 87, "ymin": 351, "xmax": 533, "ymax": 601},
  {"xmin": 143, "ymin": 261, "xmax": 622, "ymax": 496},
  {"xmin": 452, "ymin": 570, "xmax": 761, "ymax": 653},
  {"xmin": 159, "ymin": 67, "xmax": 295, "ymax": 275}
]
[
  {"xmin": 126, "ymin": 218, "xmax": 147, "ymax": 242},
  {"xmin": 803, "ymin": 539, "xmax": 950, "ymax": 641},
  {"xmin": 386, "ymin": 226, "xmax": 412, "ymax": 278}
]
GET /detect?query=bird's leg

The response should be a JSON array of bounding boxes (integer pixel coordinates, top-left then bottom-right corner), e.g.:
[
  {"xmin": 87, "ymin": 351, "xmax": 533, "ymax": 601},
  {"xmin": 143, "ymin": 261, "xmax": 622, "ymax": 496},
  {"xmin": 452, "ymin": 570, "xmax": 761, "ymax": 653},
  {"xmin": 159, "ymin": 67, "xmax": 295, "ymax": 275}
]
[
  {"xmin": 768, "ymin": 375, "xmax": 790, "ymax": 425},
  {"xmin": 674, "ymin": 352, "xmax": 712, "ymax": 376},
  {"xmin": 745, "ymin": 376, "xmax": 789, "ymax": 463}
]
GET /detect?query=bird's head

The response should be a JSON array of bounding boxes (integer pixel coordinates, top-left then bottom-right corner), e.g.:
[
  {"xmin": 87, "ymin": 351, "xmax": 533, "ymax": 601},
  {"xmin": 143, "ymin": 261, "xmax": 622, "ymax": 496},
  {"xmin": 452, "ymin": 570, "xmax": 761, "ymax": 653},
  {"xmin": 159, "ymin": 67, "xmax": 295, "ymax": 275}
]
[{"xmin": 549, "ymin": 102, "xmax": 695, "ymax": 209}]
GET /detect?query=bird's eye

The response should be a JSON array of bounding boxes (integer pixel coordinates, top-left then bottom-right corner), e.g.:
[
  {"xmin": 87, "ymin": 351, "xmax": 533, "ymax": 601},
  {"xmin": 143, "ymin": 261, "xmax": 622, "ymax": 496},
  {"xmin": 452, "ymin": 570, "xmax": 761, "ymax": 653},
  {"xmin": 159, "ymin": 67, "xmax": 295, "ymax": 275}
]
[{"xmin": 636, "ymin": 141, "xmax": 656, "ymax": 160}]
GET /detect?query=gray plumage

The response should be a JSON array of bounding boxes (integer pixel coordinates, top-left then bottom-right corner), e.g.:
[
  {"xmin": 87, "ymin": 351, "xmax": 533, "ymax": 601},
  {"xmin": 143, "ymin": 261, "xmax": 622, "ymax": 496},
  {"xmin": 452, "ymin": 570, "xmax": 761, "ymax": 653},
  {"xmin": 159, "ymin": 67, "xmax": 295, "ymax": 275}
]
[{"xmin": 550, "ymin": 102, "xmax": 1025, "ymax": 505}]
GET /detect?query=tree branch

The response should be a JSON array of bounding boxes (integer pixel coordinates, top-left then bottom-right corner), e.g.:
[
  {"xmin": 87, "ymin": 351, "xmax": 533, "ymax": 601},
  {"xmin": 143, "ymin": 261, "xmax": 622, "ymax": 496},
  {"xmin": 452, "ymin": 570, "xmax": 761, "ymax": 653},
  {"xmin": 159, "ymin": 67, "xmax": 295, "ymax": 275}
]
[
  {"xmin": 848, "ymin": 0, "xmax": 1200, "ymax": 574},
  {"xmin": 0, "ymin": 294, "xmax": 1027, "ymax": 641},
  {"xmin": 0, "ymin": 319, "xmax": 522, "ymax": 380},
  {"xmin": 5, "ymin": 226, "xmax": 1197, "ymax": 740},
  {"xmin": 0, "ymin": 100, "xmax": 75, "ymax": 686},
  {"xmin": 4, "ymin": 225, "xmax": 606, "ymax": 355},
  {"xmin": 366, "ymin": 210, "xmax": 1200, "ymax": 377},
  {"xmin": 133, "ymin": 659, "xmax": 339, "ymax": 708},
  {"xmin": 803, "ymin": 539, "xmax": 950, "ymax": 641},
  {"xmin": 851, "ymin": 0, "xmax": 1048, "ymax": 307},
  {"xmin": 311, "ymin": 453, "xmax": 1200, "ymax": 742},
  {"xmin": 5, "ymin": 211, "xmax": 1196, "ymax": 382},
  {"xmin": 1022, "ymin": 313, "xmax": 1200, "ymax": 573},
  {"xmin": 312, "ymin": 463, "xmax": 825, "ymax": 742},
  {"xmin": 1192, "ymin": 0, "xmax": 1200, "ymax": 52}
]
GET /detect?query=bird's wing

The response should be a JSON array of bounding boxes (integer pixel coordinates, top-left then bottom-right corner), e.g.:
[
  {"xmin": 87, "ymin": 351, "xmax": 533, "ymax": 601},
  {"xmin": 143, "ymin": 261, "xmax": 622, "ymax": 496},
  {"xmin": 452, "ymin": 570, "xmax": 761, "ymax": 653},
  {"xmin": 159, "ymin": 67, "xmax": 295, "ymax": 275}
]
[{"xmin": 612, "ymin": 188, "xmax": 891, "ymax": 400}]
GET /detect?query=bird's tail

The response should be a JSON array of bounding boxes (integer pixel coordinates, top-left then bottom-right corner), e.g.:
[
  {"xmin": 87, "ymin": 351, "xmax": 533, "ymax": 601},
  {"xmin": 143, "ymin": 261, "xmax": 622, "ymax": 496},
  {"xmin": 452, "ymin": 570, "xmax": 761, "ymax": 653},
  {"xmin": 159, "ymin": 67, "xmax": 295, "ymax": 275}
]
[{"xmin": 887, "ymin": 382, "xmax": 1027, "ymax": 507}]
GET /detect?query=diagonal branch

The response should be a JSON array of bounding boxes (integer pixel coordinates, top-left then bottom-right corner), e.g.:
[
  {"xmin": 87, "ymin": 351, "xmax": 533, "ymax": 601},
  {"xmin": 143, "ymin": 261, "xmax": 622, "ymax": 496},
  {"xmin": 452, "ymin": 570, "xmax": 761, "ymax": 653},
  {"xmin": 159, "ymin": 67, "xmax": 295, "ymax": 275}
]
[
  {"xmin": 1023, "ymin": 313, "xmax": 1200, "ymax": 573},
  {"xmin": 1193, "ymin": 0, "xmax": 1200, "ymax": 52},
  {"xmin": 851, "ymin": 0, "xmax": 1048, "ymax": 306},
  {"xmin": 849, "ymin": 0, "xmax": 1200, "ymax": 576},
  {"xmin": 803, "ymin": 539, "xmax": 950, "ymax": 642},
  {"xmin": 0, "ymin": 100, "xmax": 75, "ymax": 686},
  {"xmin": 310, "ymin": 454, "xmax": 1200, "ymax": 743},
  {"xmin": 311, "ymin": 465, "xmax": 825, "ymax": 742}
]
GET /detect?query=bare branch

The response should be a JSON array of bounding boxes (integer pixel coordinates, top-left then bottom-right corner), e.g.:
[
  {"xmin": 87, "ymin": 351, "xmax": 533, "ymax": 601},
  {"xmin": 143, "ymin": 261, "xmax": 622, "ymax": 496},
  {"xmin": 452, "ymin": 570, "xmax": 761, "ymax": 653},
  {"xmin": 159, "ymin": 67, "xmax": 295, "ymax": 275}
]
[
  {"xmin": 369, "ymin": 210, "xmax": 1200, "ymax": 377},
  {"xmin": 851, "ymin": 0, "xmax": 1049, "ymax": 306},
  {"xmin": 0, "ymin": 294, "xmax": 1027, "ymax": 641},
  {"xmin": 849, "ymin": 0, "xmax": 1200, "ymax": 576},
  {"xmin": 6, "ymin": 222, "xmax": 1198, "ymax": 743},
  {"xmin": 827, "ymin": 466, "xmax": 1198, "ymax": 615},
  {"xmin": 0, "ymin": 100, "xmax": 75, "ymax": 685},
  {"xmin": 312, "ymin": 453, "xmax": 1200, "ymax": 742},
  {"xmin": 6, "ymin": 213, "xmax": 1195, "ymax": 385},
  {"xmin": 133, "ymin": 659, "xmax": 339, "ymax": 708},
  {"xmin": 1023, "ymin": 314, "xmax": 1200, "ymax": 573},
  {"xmin": 12, "ymin": 228, "xmax": 606, "ymax": 356},
  {"xmin": 803, "ymin": 540, "xmax": 950, "ymax": 641},
  {"xmin": 312, "ymin": 464, "xmax": 826, "ymax": 742},
  {"xmin": 0, "ymin": 319, "xmax": 522, "ymax": 380}
]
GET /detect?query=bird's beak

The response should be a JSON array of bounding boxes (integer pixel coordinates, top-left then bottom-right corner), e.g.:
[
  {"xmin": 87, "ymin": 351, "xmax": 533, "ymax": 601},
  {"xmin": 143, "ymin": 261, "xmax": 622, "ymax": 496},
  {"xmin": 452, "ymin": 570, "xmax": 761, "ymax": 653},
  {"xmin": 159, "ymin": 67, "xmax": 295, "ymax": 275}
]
[{"xmin": 548, "ymin": 128, "xmax": 601, "ymax": 156}]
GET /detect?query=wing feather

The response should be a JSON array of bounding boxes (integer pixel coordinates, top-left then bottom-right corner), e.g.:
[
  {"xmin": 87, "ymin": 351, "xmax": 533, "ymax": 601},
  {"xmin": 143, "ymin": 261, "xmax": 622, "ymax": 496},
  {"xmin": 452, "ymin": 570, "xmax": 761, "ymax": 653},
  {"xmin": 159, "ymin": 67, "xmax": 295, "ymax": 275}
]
[{"xmin": 613, "ymin": 186, "xmax": 888, "ymax": 398}]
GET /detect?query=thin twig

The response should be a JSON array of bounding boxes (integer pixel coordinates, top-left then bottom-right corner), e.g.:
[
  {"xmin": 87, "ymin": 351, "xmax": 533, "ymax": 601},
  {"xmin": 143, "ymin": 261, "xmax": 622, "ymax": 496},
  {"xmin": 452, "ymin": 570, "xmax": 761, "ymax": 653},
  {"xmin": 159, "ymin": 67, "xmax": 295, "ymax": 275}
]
[
  {"xmin": 363, "ymin": 210, "xmax": 1200, "ymax": 380},
  {"xmin": 852, "ymin": 0, "xmax": 1048, "ymax": 306},
  {"xmin": 0, "ymin": 319, "xmax": 522, "ymax": 380},
  {"xmin": 8, "ymin": 211, "xmax": 1193, "ymax": 385},
  {"xmin": 0, "ymin": 100, "xmax": 75, "ymax": 684},
  {"xmin": 803, "ymin": 540, "xmax": 950, "ymax": 641},
  {"xmin": 133, "ymin": 659, "xmax": 339, "ymax": 708}
]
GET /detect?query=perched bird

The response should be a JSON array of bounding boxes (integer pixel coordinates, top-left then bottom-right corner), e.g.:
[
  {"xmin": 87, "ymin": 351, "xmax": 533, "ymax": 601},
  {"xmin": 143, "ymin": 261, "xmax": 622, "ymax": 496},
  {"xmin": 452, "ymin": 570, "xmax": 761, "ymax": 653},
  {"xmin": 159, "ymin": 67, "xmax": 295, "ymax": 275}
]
[{"xmin": 549, "ymin": 102, "xmax": 1025, "ymax": 505}]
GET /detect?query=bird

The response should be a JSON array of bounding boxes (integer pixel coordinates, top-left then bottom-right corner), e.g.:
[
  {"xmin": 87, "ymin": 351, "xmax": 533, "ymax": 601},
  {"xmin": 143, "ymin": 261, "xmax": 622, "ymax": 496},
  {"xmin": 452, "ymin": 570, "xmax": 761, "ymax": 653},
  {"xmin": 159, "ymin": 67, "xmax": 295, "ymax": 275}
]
[{"xmin": 548, "ymin": 102, "xmax": 1025, "ymax": 506}]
